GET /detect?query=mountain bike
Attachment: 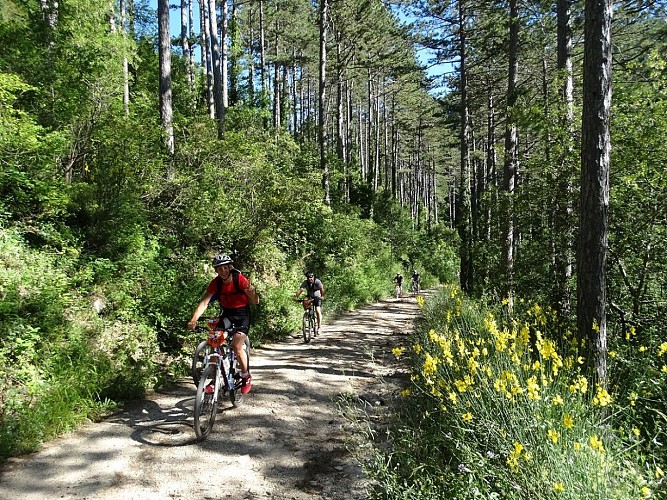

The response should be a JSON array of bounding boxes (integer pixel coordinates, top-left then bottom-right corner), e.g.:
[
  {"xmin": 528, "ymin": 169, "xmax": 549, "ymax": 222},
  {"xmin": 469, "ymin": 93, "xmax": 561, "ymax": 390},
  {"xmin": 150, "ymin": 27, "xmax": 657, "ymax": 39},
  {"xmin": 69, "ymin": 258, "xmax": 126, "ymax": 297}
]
[
  {"xmin": 191, "ymin": 318, "xmax": 250, "ymax": 387},
  {"xmin": 191, "ymin": 317, "xmax": 249, "ymax": 440},
  {"xmin": 409, "ymin": 277, "xmax": 420, "ymax": 294},
  {"xmin": 297, "ymin": 298, "xmax": 317, "ymax": 343},
  {"xmin": 394, "ymin": 282, "xmax": 403, "ymax": 299}
]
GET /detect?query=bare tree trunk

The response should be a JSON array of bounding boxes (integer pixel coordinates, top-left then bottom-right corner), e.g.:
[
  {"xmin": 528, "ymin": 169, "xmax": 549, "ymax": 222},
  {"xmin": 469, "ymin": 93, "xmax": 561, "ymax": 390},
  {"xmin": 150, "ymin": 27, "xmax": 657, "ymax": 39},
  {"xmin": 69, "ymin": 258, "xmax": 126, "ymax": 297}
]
[
  {"xmin": 273, "ymin": 19, "xmax": 281, "ymax": 129},
  {"xmin": 158, "ymin": 0, "xmax": 174, "ymax": 155},
  {"xmin": 555, "ymin": 0, "xmax": 575, "ymax": 314},
  {"xmin": 208, "ymin": 0, "xmax": 224, "ymax": 138},
  {"xmin": 577, "ymin": 0, "xmax": 612, "ymax": 386},
  {"xmin": 502, "ymin": 0, "xmax": 520, "ymax": 301},
  {"xmin": 118, "ymin": 0, "xmax": 130, "ymax": 116},
  {"xmin": 181, "ymin": 0, "xmax": 194, "ymax": 97},
  {"xmin": 199, "ymin": 0, "xmax": 214, "ymax": 118},
  {"xmin": 319, "ymin": 0, "xmax": 330, "ymax": 205},
  {"xmin": 188, "ymin": 0, "xmax": 195, "ymax": 93},
  {"xmin": 247, "ymin": 5, "xmax": 255, "ymax": 103},
  {"xmin": 457, "ymin": 0, "xmax": 473, "ymax": 293},
  {"xmin": 221, "ymin": 0, "xmax": 229, "ymax": 109},
  {"xmin": 259, "ymin": 0, "xmax": 267, "ymax": 95}
]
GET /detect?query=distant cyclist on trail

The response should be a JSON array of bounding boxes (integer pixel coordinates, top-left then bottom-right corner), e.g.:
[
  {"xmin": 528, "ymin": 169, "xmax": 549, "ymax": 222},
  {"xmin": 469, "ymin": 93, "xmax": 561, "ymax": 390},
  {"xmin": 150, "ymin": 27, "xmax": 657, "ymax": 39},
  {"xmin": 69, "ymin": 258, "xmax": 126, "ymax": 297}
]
[
  {"xmin": 294, "ymin": 271, "xmax": 325, "ymax": 334},
  {"xmin": 188, "ymin": 254, "xmax": 259, "ymax": 395},
  {"xmin": 393, "ymin": 273, "xmax": 403, "ymax": 298},
  {"xmin": 411, "ymin": 269, "xmax": 421, "ymax": 292}
]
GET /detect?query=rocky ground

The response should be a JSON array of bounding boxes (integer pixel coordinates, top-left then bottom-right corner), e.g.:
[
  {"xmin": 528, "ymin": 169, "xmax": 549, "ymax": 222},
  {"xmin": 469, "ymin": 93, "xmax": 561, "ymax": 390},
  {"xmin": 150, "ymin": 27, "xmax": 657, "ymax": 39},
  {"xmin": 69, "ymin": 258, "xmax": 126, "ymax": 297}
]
[{"xmin": 0, "ymin": 292, "xmax": 427, "ymax": 499}]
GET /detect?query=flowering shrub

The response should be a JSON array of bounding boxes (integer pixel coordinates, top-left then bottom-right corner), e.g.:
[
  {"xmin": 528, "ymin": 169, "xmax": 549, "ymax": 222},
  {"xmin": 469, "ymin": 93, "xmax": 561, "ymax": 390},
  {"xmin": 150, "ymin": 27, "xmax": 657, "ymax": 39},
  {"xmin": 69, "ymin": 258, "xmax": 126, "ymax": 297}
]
[{"xmin": 367, "ymin": 285, "xmax": 664, "ymax": 499}]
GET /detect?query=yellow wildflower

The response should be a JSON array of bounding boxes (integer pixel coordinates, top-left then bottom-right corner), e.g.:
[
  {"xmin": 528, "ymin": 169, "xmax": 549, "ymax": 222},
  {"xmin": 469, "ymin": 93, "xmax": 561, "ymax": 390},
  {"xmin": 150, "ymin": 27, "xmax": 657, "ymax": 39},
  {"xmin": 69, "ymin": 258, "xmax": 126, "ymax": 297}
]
[
  {"xmin": 590, "ymin": 435, "xmax": 605, "ymax": 453},
  {"xmin": 633, "ymin": 428, "xmax": 640, "ymax": 437},
  {"xmin": 574, "ymin": 442, "xmax": 582, "ymax": 451},
  {"xmin": 552, "ymin": 394, "xmax": 564, "ymax": 406},
  {"xmin": 416, "ymin": 295, "xmax": 425, "ymax": 308},
  {"xmin": 639, "ymin": 345, "xmax": 647, "ymax": 353},
  {"xmin": 526, "ymin": 376, "xmax": 540, "ymax": 401},
  {"xmin": 658, "ymin": 342, "xmax": 667, "ymax": 357},
  {"xmin": 569, "ymin": 375, "xmax": 588, "ymax": 395},
  {"xmin": 448, "ymin": 391, "xmax": 458, "ymax": 404},
  {"xmin": 423, "ymin": 353, "xmax": 439, "ymax": 376},
  {"xmin": 553, "ymin": 482, "xmax": 565, "ymax": 493},
  {"xmin": 562, "ymin": 414, "xmax": 574, "ymax": 430},
  {"xmin": 400, "ymin": 388, "xmax": 411, "ymax": 397},
  {"xmin": 392, "ymin": 346, "xmax": 406, "ymax": 357},
  {"xmin": 656, "ymin": 465, "xmax": 664, "ymax": 479},
  {"xmin": 609, "ymin": 350, "xmax": 617, "ymax": 358},
  {"xmin": 641, "ymin": 486, "xmax": 650, "ymax": 498},
  {"xmin": 461, "ymin": 412, "xmax": 473, "ymax": 422},
  {"xmin": 592, "ymin": 385, "xmax": 612, "ymax": 406},
  {"xmin": 629, "ymin": 392, "xmax": 638, "ymax": 406},
  {"xmin": 547, "ymin": 429, "xmax": 559, "ymax": 444},
  {"xmin": 413, "ymin": 344, "xmax": 422, "ymax": 354},
  {"xmin": 454, "ymin": 379, "xmax": 468, "ymax": 393},
  {"xmin": 507, "ymin": 442, "xmax": 523, "ymax": 472}
]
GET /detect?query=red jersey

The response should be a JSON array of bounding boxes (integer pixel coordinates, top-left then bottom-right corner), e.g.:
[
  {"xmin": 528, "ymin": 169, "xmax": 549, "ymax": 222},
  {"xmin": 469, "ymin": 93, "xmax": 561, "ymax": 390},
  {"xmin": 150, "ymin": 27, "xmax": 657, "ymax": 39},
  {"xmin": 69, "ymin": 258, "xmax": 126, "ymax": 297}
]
[{"xmin": 206, "ymin": 272, "xmax": 251, "ymax": 309}]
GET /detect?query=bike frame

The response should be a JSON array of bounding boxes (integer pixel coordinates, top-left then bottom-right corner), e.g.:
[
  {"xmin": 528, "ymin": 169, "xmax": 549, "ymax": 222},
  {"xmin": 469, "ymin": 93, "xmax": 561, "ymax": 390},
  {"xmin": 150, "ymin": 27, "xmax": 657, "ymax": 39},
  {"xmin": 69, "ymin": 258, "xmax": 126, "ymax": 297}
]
[{"xmin": 299, "ymin": 298, "xmax": 317, "ymax": 342}]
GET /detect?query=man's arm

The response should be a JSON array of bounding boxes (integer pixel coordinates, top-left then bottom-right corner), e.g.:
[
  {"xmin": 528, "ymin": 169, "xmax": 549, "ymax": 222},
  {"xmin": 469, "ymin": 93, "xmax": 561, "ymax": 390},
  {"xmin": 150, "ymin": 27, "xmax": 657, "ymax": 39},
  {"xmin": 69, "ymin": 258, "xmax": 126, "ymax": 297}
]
[{"xmin": 294, "ymin": 287, "xmax": 304, "ymax": 300}]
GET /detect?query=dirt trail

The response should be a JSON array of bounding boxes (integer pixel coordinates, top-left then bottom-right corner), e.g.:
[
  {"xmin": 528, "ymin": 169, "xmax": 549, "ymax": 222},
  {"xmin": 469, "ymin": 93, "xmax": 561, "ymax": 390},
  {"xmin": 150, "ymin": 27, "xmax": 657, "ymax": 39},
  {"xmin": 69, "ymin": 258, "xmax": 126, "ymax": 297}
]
[{"xmin": 0, "ymin": 293, "xmax": 427, "ymax": 500}]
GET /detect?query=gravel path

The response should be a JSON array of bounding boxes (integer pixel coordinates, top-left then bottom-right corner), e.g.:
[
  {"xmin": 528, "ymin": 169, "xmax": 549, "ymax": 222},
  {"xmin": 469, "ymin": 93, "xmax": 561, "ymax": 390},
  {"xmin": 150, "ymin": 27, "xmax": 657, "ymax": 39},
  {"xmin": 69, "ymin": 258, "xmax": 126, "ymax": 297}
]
[{"xmin": 0, "ymin": 293, "xmax": 425, "ymax": 499}]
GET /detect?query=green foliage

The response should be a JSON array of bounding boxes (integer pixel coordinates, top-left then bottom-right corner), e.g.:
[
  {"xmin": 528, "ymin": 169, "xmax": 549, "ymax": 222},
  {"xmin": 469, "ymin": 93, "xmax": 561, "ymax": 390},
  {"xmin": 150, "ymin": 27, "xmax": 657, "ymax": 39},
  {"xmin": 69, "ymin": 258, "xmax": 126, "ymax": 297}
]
[{"xmin": 0, "ymin": 228, "xmax": 157, "ymax": 459}]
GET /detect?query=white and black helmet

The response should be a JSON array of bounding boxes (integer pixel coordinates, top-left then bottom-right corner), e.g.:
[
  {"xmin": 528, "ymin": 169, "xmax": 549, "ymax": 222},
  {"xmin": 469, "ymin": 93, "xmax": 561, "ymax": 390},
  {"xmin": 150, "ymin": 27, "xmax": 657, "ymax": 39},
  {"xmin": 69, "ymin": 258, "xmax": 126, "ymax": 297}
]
[{"xmin": 212, "ymin": 254, "xmax": 233, "ymax": 267}]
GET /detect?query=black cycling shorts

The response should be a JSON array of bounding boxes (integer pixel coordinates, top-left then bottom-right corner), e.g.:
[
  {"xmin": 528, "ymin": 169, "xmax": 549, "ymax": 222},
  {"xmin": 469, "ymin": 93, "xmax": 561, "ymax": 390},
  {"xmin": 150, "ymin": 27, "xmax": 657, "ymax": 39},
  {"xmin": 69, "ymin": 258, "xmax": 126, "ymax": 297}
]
[
  {"xmin": 221, "ymin": 307, "xmax": 250, "ymax": 335},
  {"xmin": 309, "ymin": 297, "xmax": 322, "ymax": 307}
]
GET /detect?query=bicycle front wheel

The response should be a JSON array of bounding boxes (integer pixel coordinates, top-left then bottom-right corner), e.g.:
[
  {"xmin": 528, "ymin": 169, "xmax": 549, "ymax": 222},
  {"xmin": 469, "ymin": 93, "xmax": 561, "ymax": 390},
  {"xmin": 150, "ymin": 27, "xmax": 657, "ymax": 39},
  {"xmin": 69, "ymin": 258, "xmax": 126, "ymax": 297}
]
[
  {"xmin": 310, "ymin": 311, "xmax": 317, "ymax": 338},
  {"xmin": 302, "ymin": 312, "xmax": 311, "ymax": 343},
  {"xmin": 191, "ymin": 340, "xmax": 210, "ymax": 386},
  {"xmin": 194, "ymin": 365, "xmax": 218, "ymax": 440}
]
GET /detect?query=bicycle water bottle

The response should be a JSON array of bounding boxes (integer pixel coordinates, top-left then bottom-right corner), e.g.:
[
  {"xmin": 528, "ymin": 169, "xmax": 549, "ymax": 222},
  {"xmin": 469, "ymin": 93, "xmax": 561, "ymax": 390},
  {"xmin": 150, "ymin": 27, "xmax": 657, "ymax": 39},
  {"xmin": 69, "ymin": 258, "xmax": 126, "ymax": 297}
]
[{"xmin": 223, "ymin": 355, "xmax": 230, "ymax": 374}]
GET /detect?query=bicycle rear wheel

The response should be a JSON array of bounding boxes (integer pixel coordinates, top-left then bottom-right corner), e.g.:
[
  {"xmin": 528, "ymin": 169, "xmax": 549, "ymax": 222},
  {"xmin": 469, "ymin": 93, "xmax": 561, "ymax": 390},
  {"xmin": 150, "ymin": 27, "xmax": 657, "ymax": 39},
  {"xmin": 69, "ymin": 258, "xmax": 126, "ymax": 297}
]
[
  {"xmin": 191, "ymin": 340, "xmax": 210, "ymax": 386},
  {"xmin": 194, "ymin": 365, "xmax": 218, "ymax": 440}
]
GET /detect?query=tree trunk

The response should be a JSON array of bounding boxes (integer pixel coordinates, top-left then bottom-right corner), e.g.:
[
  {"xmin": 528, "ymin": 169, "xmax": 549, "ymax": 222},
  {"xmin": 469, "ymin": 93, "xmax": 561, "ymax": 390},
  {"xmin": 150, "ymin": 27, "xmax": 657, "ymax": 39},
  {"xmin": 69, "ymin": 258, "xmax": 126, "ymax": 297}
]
[
  {"xmin": 208, "ymin": 0, "xmax": 224, "ymax": 138},
  {"xmin": 259, "ymin": 0, "xmax": 267, "ymax": 96},
  {"xmin": 221, "ymin": 0, "xmax": 229, "ymax": 109},
  {"xmin": 319, "ymin": 0, "xmax": 330, "ymax": 205},
  {"xmin": 158, "ymin": 0, "xmax": 174, "ymax": 155},
  {"xmin": 502, "ymin": 0, "xmax": 520, "ymax": 300},
  {"xmin": 457, "ymin": 0, "xmax": 473, "ymax": 293},
  {"xmin": 120, "ymin": 0, "xmax": 130, "ymax": 117},
  {"xmin": 577, "ymin": 0, "xmax": 612, "ymax": 386},
  {"xmin": 181, "ymin": 0, "xmax": 193, "ymax": 97},
  {"xmin": 555, "ymin": 0, "xmax": 575, "ymax": 314},
  {"xmin": 199, "ymin": 0, "xmax": 214, "ymax": 118}
]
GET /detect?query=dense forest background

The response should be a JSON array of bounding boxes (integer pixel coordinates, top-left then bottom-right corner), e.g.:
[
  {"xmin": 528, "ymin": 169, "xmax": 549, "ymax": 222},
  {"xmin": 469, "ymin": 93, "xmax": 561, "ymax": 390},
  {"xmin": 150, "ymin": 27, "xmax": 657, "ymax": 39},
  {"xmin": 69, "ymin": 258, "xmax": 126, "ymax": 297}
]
[{"xmin": 1, "ymin": 0, "xmax": 666, "ymax": 496}]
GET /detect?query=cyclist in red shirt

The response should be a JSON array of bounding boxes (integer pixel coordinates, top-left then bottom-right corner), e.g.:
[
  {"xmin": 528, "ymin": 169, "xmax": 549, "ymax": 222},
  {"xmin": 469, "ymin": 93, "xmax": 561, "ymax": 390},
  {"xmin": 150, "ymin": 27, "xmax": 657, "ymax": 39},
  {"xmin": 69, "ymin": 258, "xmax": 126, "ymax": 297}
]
[{"xmin": 188, "ymin": 254, "xmax": 259, "ymax": 394}]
